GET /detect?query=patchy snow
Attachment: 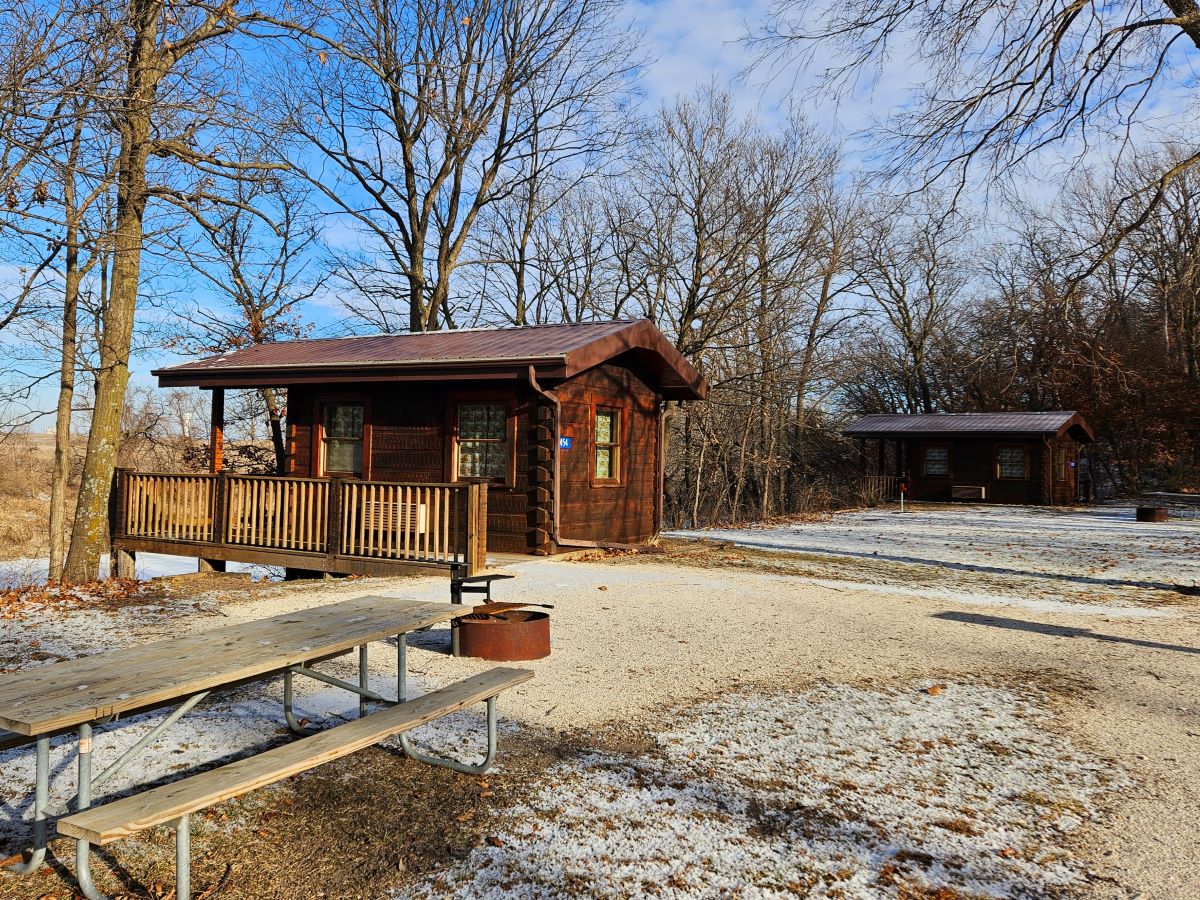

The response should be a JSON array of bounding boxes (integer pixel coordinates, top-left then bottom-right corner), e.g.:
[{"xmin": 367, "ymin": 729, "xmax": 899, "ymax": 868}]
[
  {"xmin": 0, "ymin": 553, "xmax": 281, "ymax": 590},
  {"xmin": 674, "ymin": 503, "xmax": 1200, "ymax": 608},
  {"xmin": 401, "ymin": 680, "xmax": 1128, "ymax": 900}
]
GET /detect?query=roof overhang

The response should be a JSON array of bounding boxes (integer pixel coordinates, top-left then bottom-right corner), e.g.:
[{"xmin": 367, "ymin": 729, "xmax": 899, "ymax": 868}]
[
  {"xmin": 155, "ymin": 356, "xmax": 571, "ymax": 389},
  {"xmin": 153, "ymin": 319, "xmax": 708, "ymax": 401}
]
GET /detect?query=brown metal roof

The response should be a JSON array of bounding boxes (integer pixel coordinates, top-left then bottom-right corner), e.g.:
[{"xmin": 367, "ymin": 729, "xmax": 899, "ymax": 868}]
[
  {"xmin": 843, "ymin": 411, "xmax": 1094, "ymax": 442},
  {"xmin": 153, "ymin": 319, "xmax": 708, "ymax": 400}
]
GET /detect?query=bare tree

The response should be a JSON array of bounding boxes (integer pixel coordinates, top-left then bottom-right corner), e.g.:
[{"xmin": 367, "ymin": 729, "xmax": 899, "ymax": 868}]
[
  {"xmin": 282, "ymin": 0, "xmax": 640, "ymax": 332},
  {"xmin": 850, "ymin": 197, "xmax": 970, "ymax": 414},
  {"xmin": 60, "ymin": 0, "xmax": 297, "ymax": 582},
  {"xmin": 166, "ymin": 172, "xmax": 323, "ymax": 472},
  {"xmin": 753, "ymin": 1, "xmax": 1200, "ymax": 269}
]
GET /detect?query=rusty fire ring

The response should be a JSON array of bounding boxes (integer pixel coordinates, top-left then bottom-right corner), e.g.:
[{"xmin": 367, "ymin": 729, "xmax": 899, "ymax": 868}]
[{"xmin": 458, "ymin": 610, "xmax": 551, "ymax": 661}]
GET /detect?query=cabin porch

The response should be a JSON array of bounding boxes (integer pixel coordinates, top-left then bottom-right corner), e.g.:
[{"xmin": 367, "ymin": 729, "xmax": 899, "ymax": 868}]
[{"xmin": 109, "ymin": 470, "xmax": 489, "ymax": 579}]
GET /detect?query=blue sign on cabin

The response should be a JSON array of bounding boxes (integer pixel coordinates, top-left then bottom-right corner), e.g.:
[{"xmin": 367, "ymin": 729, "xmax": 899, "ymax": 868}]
[{"xmin": 559, "ymin": 436, "xmax": 573, "ymax": 450}]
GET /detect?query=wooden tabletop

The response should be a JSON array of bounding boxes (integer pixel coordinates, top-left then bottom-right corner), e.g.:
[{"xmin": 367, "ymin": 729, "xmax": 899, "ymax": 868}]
[{"xmin": 0, "ymin": 596, "xmax": 470, "ymax": 736}]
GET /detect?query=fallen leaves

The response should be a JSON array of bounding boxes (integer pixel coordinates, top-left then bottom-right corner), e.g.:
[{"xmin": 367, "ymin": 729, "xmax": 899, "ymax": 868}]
[{"xmin": 0, "ymin": 578, "xmax": 148, "ymax": 622}]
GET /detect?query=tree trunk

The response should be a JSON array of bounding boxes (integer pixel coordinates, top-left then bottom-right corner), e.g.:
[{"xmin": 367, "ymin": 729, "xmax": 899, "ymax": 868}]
[
  {"xmin": 263, "ymin": 387, "xmax": 286, "ymax": 474},
  {"xmin": 48, "ymin": 220, "xmax": 80, "ymax": 582},
  {"xmin": 62, "ymin": 4, "xmax": 159, "ymax": 583}
]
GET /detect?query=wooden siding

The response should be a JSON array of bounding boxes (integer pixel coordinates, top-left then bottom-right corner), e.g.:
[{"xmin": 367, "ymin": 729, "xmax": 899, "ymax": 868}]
[
  {"xmin": 286, "ymin": 382, "xmax": 534, "ymax": 554},
  {"xmin": 901, "ymin": 436, "xmax": 1083, "ymax": 505},
  {"xmin": 556, "ymin": 363, "xmax": 661, "ymax": 543},
  {"xmin": 281, "ymin": 359, "xmax": 666, "ymax": 553}
]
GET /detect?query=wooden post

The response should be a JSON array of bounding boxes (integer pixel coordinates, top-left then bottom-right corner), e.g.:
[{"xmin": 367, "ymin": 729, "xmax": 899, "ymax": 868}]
[
  {"xmin": 858, "ymin": 438, "xmax": 866, "ymax": 475},
  {"xmin": 464, "ymin": 481, "xmax": 489, "ymax": 576},
  {"xmin": 211, "ymin": 471, "xmax": 228, "ymax": 544},
  {"xmin": 109, "ymin": 467, "xmax": 135, "ymax": 580},
  {"xmin": 113, "ymin": 548, "xmax": 136, "ymax": 580},
  {"xmin": 325, "ymin": 476, "xmax": 344, "ymax": 568},
  {"xmin": 210, "ymin": 388, "xmax": 225, "ymax": 473}
]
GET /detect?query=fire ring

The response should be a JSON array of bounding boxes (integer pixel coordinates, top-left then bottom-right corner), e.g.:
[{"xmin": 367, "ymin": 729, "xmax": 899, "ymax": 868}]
[{"xmin": 458, "ymin": 611, "xmax": 551, "ymax": 661}]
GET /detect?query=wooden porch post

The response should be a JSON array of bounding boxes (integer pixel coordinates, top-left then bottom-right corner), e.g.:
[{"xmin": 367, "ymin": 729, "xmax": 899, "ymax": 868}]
[
  {"xmin": 110, "ymin": 467, "xmax": 136, "ymax": 579},
  {"xmin": 202, "ymin": 389, "xmax": 227, "ymax": 573},
  {"xmin": 209, "ymin": 388, "xmax": 224, "ymax": 473}
]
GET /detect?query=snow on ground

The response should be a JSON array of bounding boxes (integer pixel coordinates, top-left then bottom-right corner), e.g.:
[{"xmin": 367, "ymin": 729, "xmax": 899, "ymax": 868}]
[
  {"xmin": 674, "ymin": 503, "xmax": 1200, "ymax": 607},
  {"xmin": 401, "ymin": 679, "xmax": 1127, "ymax": 900},
  {"xmin": 0, "ymin": 553, "xmax": 280, "ymax": 589}
]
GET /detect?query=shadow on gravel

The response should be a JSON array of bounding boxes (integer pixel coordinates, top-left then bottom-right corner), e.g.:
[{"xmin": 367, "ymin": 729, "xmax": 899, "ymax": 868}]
[{"xmin": 933, "ymin": 611, "xmax": 1200, "ymax": 655}]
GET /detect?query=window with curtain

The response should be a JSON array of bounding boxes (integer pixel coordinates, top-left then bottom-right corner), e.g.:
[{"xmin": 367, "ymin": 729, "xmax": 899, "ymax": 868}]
[
  {"xmin": 457, "ymin": 402, "xmax": 508, "ymax": 480},
  {"xmin": 323, "ymin": 403, "xmax": 364, "ymax": 475},
  {"xmin": 997, "ymin": 446, "xmax": 1027, "ymax": 479},
  {"xmin": 595, "ymin": 408, "xmax": 620, "ymax": 481}
]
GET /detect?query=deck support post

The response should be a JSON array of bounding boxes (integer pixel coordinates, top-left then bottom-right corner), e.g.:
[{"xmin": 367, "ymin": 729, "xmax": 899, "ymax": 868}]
[
  {"xmin": 113, "ymin": 548, "xmax": 136, "ymax": 580},
  {"xmin": 325, "ymin": 478, "xmax": 344, "ymax": 566}
]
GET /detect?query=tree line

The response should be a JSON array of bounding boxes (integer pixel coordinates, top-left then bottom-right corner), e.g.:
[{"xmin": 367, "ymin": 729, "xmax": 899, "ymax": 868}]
[{"xmin": 0, "ymin": 0, "xmax": 1196, "ymax": 578}]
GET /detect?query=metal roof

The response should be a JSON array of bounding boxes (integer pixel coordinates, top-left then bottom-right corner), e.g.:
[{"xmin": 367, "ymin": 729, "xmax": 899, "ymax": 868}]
[
  {"xmin": 153, "ymin": 319, "xmax": 708, "ymax": 400},
  {"xmin": 843, "ymin": 411, "xmax": 1094, "ymax": 441}
]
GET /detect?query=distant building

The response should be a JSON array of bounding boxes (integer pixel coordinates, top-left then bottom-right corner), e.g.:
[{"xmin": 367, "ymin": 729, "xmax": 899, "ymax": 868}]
[{"xmin": 843, "ymin": 411, "xmax": 1095, "ymax": 505}]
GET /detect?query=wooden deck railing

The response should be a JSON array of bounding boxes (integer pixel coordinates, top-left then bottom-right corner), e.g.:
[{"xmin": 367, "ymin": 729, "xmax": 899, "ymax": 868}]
[
  {"xmin": 112, "ymin": 470, "xmax": 488, "ymax": 576},
  {"xmin": 860, "ymin": 474, "xmax": 900, "ymax": 502},
  {"xmin": 225, "ymin": 475, "xmax": 330, "ymax": 552}
]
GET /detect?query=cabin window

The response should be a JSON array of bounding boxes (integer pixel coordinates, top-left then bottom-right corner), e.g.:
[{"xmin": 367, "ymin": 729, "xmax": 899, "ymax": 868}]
[
  {"xmin": 457, "ymin": 402, "xmax": 508, "ymax": 480},
  {"xmin": 594, "ymin": 408, "xmax": 621, "ymax": 481},
  {"xmin": 923, "ymin": 445, "xmax": 949, "ymax": 477},
  {"xmin": 322, "ymin": 403, "xmax": 364, "ymax": 475},
  {"xmin": 1055, "ymin": 448, "xmax": 1067, "ymax": 481},
  {"xmin": 997, "ymin": 446, "xmax": 1028, "ymax": 480}
]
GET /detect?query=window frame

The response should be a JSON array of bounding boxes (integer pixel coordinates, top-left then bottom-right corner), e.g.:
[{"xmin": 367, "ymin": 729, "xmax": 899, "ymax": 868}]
[
  {"xmin": 1054, "ymin": 447, "xmax": 1068, "ymax": 481},
  {"xmin": 313, "ymin": 395, "xmax": 371, "ymax": 479},
  {"xmin": 995, "ymin": 444, "xmax": 1030, "ymax": 481},
  {"xmin": 592, "ymin": 408, "xmax": 624, "ymax": 487},
  {"xmin": 921, "ymin": 443, "xmax": 952, "ymax": 479},
  {"xmin": 589, "ymin": 399, "xmax": 628, "ymax": 487},
  {"xmin": 448, "ymin": 392, "xmax": 516, "ymax": 487}
]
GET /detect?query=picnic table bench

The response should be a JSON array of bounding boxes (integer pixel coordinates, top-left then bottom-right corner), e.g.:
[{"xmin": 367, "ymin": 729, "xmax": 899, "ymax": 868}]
[{"xmin": 0, "ymin": 595, "xmax": 533, "ymax": 899}]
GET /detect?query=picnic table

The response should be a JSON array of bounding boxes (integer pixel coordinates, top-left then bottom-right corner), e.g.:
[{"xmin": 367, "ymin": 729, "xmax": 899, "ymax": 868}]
[{"xmin": 0, "ymin": 594, "xmax": 532, "ymax": 899}]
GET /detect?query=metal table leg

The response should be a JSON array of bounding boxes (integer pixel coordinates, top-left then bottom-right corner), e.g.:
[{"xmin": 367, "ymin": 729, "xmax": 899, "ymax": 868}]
[
  {"xmin": 4, "ymin": 735, "xmax": 49, "ymax": 876},
  {"xmin": 74, "ymin": 722, "xmax": 109, "ymax": 900},
  {"xmin": 398, "ymin": 697, "xmax": 498, "ymax": 775}
]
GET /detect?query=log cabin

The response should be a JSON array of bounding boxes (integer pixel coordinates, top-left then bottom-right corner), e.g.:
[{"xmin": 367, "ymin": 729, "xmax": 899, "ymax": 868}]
[
  {"xmin": 110, "ymin": 320, "xmax": 706, "ymax": 579},
  {"xmin": 844, "ymin": 411, "xmax": 1095, "ymax": 505}
]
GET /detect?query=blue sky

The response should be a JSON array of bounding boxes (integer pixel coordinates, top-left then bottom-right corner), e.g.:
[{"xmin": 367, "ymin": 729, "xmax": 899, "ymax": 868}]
[{"xmin": 15, "ymin": 0, "xmax": 1195, "ymax": 428}]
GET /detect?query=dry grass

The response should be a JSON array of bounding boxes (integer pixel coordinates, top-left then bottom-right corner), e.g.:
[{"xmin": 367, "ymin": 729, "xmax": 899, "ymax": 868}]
[{"xmin": 0, "ymin": 433, "xmax": 55, "ymax": 561}]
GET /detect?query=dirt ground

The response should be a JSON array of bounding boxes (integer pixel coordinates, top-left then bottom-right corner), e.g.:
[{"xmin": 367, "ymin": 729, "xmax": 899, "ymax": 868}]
[{"xmin": 1, "ymin": 505, "xmax": 1198, "ymax": 898}]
